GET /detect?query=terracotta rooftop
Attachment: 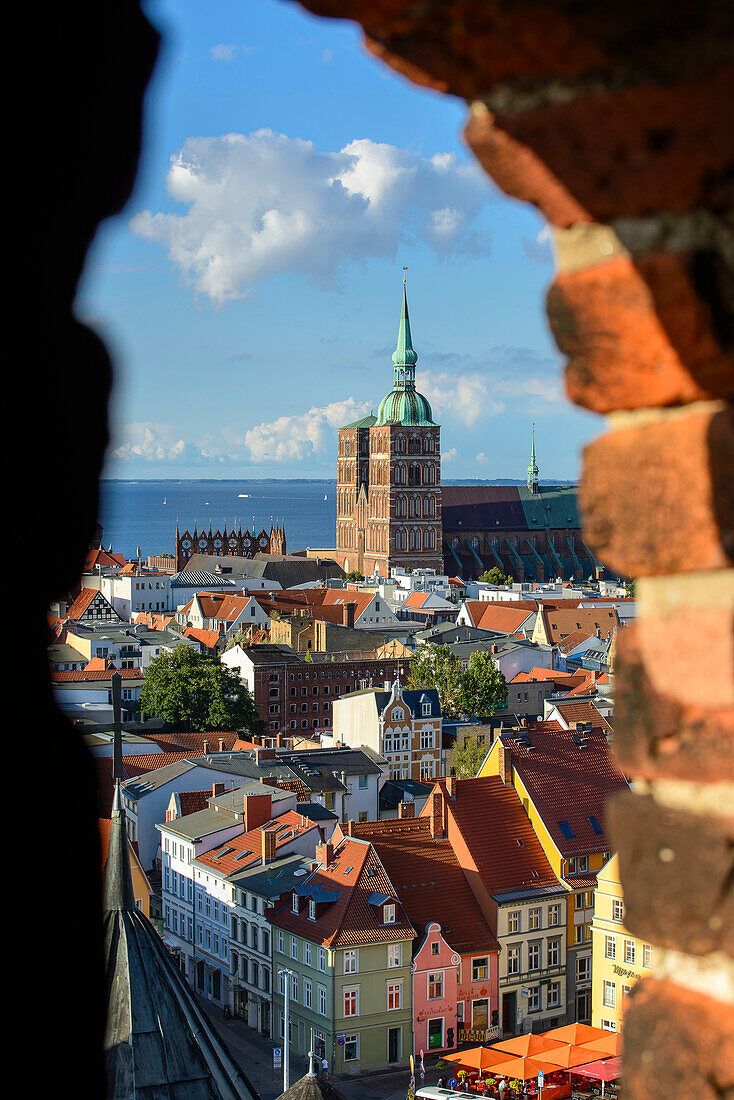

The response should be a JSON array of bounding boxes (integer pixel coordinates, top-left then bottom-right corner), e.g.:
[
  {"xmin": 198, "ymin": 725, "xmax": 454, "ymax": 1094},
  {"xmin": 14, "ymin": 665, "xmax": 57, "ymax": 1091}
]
[
  {"xmin": 347, "ymin": 817, "xmax": 499, "ymax": 955},
  {"xmin": 184, "ymin": 626, "xmax": 221, "ymax": 649},
  {"xmin": 540, "ymin": 606, "xmax": 619, "ymax": 643},
  {"xmin": 66, "ymin": 587, "xmax": 104, "ymax": 620},
  {"xmin": 551, "ymin": 700, "xmax": 613, "ymax": 733},
  {"xmin": 496, "ymin": 725, "xmax": 627, "ymax": 856},
  {"xmin": 142, "ymin": 730, "xmax": 240, "ymax": 755},
  {"xmin": 52, "ymin": 668, "xmax": 143, "ymax": 682},
  {"xmin": 463, "ymin": 601, "xmax": 537, "ymax": 634},
  {"xmin": 270, "ymin": 835, "xmax": 415, "ymax": 948},
  {"xmin": 197, "ymin": 810, "xmax": 322, "ymax": 876}
]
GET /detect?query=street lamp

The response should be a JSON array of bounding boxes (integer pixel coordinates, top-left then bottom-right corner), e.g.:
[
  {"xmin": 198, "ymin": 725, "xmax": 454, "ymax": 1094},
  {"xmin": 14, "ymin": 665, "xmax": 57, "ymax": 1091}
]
[{"xmin": 278, "ymin": 966, "xmax": 296, "ymax": 1093}]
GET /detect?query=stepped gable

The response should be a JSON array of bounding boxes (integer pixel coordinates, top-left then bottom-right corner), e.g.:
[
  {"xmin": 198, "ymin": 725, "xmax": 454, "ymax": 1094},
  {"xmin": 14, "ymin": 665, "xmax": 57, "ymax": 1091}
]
[
  {"xmin": 425, "ymin": 775, "xmax": 560, "ymax": 895},
  {"xmin": 496, "ymin": 724, "xmax": 627, "ymax": 856},
  {"xmin": 347, "ymin": 816, "xmax": 498, "ymax": 954}
]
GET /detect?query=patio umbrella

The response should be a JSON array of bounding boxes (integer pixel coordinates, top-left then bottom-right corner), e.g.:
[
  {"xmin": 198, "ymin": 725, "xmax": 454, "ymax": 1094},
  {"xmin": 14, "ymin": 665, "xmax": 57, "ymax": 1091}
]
[
  {"xmin": 540, "ymin": 1046, "xmax": 610, "ymax": 1070},
  {"xmin": 491, "ymin": 1035, "xmax": 568, "ymax": 1059},
  {"xmin": 543, "ymin": 1024, "xmax": 609, "ymax": 1046},
  {"xmin": 578, "ymin": 1034, "xmax": 621, "ymax": 1057},
  {"xmin": 487, "ymin": 1057, "xmax": 559, "ymax": 1081},
  {"xmin": 444, "ymin": 1048, "xmax": 511, "ymax": 1072},
  {"xmin": 572, "ymin": 1057, "xmax": 622, "ymax": 1083}
]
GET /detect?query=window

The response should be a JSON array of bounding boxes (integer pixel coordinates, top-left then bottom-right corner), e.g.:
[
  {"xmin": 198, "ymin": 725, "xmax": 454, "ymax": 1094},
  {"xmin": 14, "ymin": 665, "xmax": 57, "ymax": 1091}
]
[
  {"xmin": 343, "ymin": 988, "xmax": 359, "ymax": 1017},
  {"xmin": 574, "ymin": 893, "xmax": 585, "ymax": 910},
  {"xmin": 557, "ymin": 821, "xmax": 575, "ymax": 838},
  {"xmin": 388, "ymin": 943, "xmax": 402, "ymax": 968},
  {"xmin": 527, "ymin": 986, "xmax": 540, "ymax": 1012},
  {"xmin": 318, "ymin": 948, "xmax": 327, "ymax": 972},
  {"xmin": 622, "ymin": 984, "xmax": 632, "ymax": 999},
  {"xmin": 277, "ymin": 930, "xmax": 284, "ymax": 952},
  {"xmin": 387, "ymin": 982, "xmax": 402, "ymax": 1010},
  {"xmin": 420, "ymin": 728, "xmax": 434, "ymax": 748},
  {"xmin": 343, "ymin": 1034, "xmax": 359, "ymax": 1061},
  {"xmin": 643, "ymin": 944, "xmax": 652, "ymax": 968},
  {"xmin": 548, "ymin": 904, "xmax": 561, "ymax": 926},
  {"xmin": 318, "ymin": 984, "xmax": 327, "ymax": 1015},
  {"xmin": 547, "ymin": 981, "xmax": 561, "ymax": 1008},
  {"xmin": 304, "ymin": 978, "xmax": 312, "ymax": 1009},
  {"xmin": 472, "ymin": 957, "xmax": 488, "ymax": 980},
  {"xmin": 309, "ymin": 899, "xmax": 317, "ymax": 920},
  {"xmin": 612, "ymin": 899, "xmax": 624, "ymax": 922},
  {"xmin": 290, "ymin": 937, "xmax": 298, "ymax": 960},
  {"xmin": 528, "ymin": 942, "xmax": 541, "ymax": 970},
  {"xmin": 605, "ymin": 935, "xmax": 616, "ymax": 960},
  {"xmin": 603, "ymin": 981, "xmax": 616, "ymax": 1008},
  {"xmin": 431, "ymin": 942, "xmax": 440, "ymax": 956},
  {"xmin": 304, "ymin": 942, "xmax": 311, "ymax": 967},
  {"xmin": 578, "ymin": 855, "xmax": 589, "ymax": 872},
  {"xmin": 602, "ymin": 1020, "xmax": 617, "ymax": 1032},
  {"xmin": 577, "ymin": 956, "xmax": 591, "ymax": 983},
  {"xmin": 507, "ymin": 946, "xmax": 520, "ymax": 975},
  {"xmin": 508, "ymin": 912, "xmax": 520, "ymax": 934},
  {"xmin": 344, "ymin": 950, "xmax": 358, "ymax": 974},
  {"xmin": 428, "ymin": 972, "xmax": 443, "ymax": 999},
  {"xmin": 547, "ymin": 938, "xmax": 561, "ymax": 966},
  {"xmin": 624, "ymin": 940, "xmax": 636, "ymax": 966},
  {"xmin": 529, "ymin": 907, "xmax": 541, "ymax": 930},
  {"xmin": 292, "ymin": 894, "xmax": 299, "ymax": 914},
  {"xmin": 383, "ymin": 903, "xmax": 396, "ymax": 924},
  {"xmin": 291, "ymin": 973, "xmax": 298, "ymax": 1002}
]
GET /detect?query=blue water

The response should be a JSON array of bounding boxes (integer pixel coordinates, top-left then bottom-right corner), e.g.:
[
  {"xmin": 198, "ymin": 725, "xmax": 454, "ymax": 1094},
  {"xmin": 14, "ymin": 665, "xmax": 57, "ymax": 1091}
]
[{"xmin": 98, "ymin": 480, "xmax": 336, "ymax": 559}]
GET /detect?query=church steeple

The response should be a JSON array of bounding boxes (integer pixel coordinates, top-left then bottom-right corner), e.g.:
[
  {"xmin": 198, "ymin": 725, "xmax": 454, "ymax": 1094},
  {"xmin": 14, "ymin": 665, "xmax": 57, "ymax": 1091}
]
[
  {"xmin": 376, "ymin": 274, "xmax": 435, "ymax": 427},
  {"xmin": 527, "ymin": 426, "xmax": 539, "ymax": 494},
  {"xmin": 391, "ymin": 274, "xmax": 418, "ymax": 387}
]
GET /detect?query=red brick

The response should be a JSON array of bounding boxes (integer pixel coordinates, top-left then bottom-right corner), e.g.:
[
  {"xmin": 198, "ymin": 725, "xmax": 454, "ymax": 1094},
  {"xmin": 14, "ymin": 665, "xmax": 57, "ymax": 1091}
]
[
  {"xmin": 550, "ymin": 254, "xmax": 734, "ymax": 413},
  {"xmin": 497, "ymin": 65, "xmax": 734, "ymax": 220},
  {"xmin": 608, "ymin": 790, "xmax": 734, "ymax": 956},
  {"xmin": 615, "ymin": 625, "xmax": 734, "ymax": 778},
  {"xmin": 580, "ymin": 407, "xmax": 734, "ymax": 577},
  {"xmin": 635, "ymin": 603, "xmax": 734, "ymax": 710},
  {"xmin": 624, "ymin": 980, "xmax": 734, "ymax": 1100}
]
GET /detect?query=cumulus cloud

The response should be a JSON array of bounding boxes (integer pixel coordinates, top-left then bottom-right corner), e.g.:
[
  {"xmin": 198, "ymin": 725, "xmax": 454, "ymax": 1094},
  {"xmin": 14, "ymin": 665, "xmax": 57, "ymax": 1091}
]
[
  {"xmin": 131, "ymin": 131, "xmax": 491, "ymax": 303},
  {"xmin": 111, "ymin": 422, "xmax": 218, "ymax": 465},
  {"xmin": 422, "ymin": 370, "xmax": 505, "ymax": 427},
  {"xmin": 240, "ymin": 398, "xmax": 372, "ymax": 463},
  {"xmin": 209, "ymin": 44, "xmax": 237, "ymax": 61}
]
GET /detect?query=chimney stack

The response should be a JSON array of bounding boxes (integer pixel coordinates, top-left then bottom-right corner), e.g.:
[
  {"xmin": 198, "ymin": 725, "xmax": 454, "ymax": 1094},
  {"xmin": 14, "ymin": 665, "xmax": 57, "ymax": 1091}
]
[
  {"xmin": 429, "ymin": 791, "xmax": 443, "ymax": 838},
  {"xmin": 316, "ymin": 841, "xmax": 334, "ymax": 867},
  {"xmin": 447, "ymin": 775, "xmax": 457, "ymax": 801},
  {"xmin": 398, "ymin": 801, "xmax": 415, "ymax": 819},
  {"xmin": 212, "ymin": 783, "xmax": 225, "ymax": 797},
  {"xmin": 343, "ymin": 601, "xmax": 356, "ymax": 629},
  {"xmin": 243, "ymin": 793, "xmax": 273, "ymax": 833},
  {"xmin": 498, "ymin": 742, "xmax": 512, "ymax": 785},
  {"xmin": 202, "ymin": 739, "xmax": 209, "ymax": 754},
  {"xmin": 261, "ymin": 828, "xmax": 276, "ymax": 864},
  {"xmin": 218, "ymin": 738, "xmax": 225, "ymax": 752},
  {"xmin": 344, "ymin": 821, "xmax": 355, "ymax": 836}
]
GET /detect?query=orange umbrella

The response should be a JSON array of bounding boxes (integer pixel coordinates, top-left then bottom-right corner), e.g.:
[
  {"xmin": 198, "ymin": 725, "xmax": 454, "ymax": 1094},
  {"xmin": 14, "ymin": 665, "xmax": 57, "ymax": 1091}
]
[
  {"xmin": 541, "ymin": 1046, "xmax": 610, "ymax": 1069},
  {"xmin": 544, "ymin": 1024, "xmax": 609, "ymax": 1046},
  {"xmin": 444, "ymin": 1048, "xmax": 511, "ymax": 1072},
  {"xmin": 579, "ymin": 1034, "xmax": 621, "ymax": 1057},
  {"xmin": 491, "ymin": 1035, "xmax": 568, "ymax": 1059},
  {"xmin": 488, "ymin": 1057, "xmax": 559, "ymax": 1081}
]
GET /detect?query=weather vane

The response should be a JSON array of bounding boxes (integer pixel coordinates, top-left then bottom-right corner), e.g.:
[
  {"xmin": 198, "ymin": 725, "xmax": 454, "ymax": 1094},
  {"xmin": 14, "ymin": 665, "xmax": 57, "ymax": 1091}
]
[{"xmin": 402, "ymin": 265, "xmax": 408, "ymax": 283}]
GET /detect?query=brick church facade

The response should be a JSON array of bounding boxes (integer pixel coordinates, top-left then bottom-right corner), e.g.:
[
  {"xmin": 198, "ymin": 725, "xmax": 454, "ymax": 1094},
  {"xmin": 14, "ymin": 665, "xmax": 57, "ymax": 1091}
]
[{"xmin": 335, "ymin": 282, "xmax": 443, "ymax": 576}]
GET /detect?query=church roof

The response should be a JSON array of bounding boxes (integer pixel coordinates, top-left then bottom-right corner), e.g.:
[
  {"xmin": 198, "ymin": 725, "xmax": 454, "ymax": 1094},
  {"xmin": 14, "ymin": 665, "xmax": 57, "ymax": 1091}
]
[{"xmin": 340, "ymin": 413, "xmax": 377, "ymax": 429}]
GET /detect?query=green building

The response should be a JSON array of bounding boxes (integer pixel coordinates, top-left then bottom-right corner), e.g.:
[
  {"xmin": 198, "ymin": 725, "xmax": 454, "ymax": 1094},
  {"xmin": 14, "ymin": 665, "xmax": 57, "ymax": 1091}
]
[{"xmin": 270, "ymin": 835, "xmax": 415, "ymax": 1073}]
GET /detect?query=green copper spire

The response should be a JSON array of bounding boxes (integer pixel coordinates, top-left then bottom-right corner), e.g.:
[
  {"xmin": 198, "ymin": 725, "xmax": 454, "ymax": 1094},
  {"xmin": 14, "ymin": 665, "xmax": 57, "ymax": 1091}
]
[
  {"xmin": 527, "ymin": 425, "xmax": 539, "ymax": 494},
  {"xmin": 375, "ymin": 274, "xmax": 436, "ymax": 427}
]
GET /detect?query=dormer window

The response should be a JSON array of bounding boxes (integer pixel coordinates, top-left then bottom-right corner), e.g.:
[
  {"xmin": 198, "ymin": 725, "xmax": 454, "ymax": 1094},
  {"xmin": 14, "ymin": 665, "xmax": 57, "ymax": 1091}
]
[
  {"xmin": 309, "ymin": 899, "xmax": 316, "ymax": 920},
  {"xmin": 292, "ymin": 894, "xmax": 299, "ymax": 914},
  {"xmin": 422, "ymin": 701, "xmax": 431, "ymax": 716},
  {"xmin": 383, "ymin": 903, "xmax": 396, "ymax": 924}
]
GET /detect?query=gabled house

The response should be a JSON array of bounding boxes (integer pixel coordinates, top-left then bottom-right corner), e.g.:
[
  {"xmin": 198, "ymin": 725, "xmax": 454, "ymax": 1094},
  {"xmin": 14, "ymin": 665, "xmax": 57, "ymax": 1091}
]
[
  {"xmin": 532, "ymin": 606, "xmax": 619, "ymax": 647},
  {"xmin": 457, "ymin": 600, "xmax": 538, "ymax": 636},
  {"xmin": 269, "ymin": 835, "xmax": 415, "ymax": 1073},
  {"xmin": 478, "ymin": 724, "xmax": 628, "ymax": 1024},
  {"xmin": 343, "ymin": 812, "xmax": 501, "ymax": 1053},
  {"xmin": 66, "ymin": 586, "xmax": 123, "ymax": 625}
]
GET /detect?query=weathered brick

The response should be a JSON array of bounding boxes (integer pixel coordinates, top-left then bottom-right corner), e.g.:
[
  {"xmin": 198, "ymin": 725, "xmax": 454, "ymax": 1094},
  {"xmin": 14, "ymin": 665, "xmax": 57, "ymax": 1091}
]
[
  {"xmin": 616, "ymin": 624, "xmax": 734, "ymax": 777},
  {"xmin": 580, "ymin": 407, "xmax": 734, "ymax": 577},
  {"xmin": 635, "ymin": 602, "xmax": 734, "ymax": 709},
  {"xmin": 496, "ymin": 66, "xmax": 734, "ymax": 220},
  {"xmin": 608, "ymin": 790, "xmax": 734, "ymax": 956},
  {"xmin": 549, "ymin": 253, "xmax": 734, "ymax": 413},
  {"xmin": 624, "ymin": 979, "xmax": 734, "ymax": 1100}
]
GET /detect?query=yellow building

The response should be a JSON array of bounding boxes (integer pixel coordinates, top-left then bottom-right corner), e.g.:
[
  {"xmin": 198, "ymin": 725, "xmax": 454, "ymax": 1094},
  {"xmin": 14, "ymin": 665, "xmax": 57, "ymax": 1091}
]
[
  {"xmin": 591, "ymin": 854, "xmax": 654, "ymax": 1031},
  {"xmin": 478, "ymin": 728, "xmax": 626, "ymax": 1023}
]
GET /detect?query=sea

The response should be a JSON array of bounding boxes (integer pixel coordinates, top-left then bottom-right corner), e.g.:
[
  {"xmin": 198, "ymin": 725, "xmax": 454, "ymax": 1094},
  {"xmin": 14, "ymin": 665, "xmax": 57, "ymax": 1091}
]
[{"xmin": 98, "ymin": 480, "xmax": 337, "ymax": 560}]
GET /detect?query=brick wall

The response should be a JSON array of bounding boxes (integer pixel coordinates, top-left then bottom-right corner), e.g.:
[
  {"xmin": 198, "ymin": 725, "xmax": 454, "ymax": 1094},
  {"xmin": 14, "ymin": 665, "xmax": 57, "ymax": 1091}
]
[{"xmin": 297, "ymin": 0, "xmax": 734, "ymax": 1091}]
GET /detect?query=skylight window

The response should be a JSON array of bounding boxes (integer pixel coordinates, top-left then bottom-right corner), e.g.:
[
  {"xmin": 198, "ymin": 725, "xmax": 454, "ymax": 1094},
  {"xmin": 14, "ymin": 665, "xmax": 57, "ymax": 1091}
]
[
  {"xmin": 589, "ymin": 816, "xmax": 603, "ymax": 835},
  {"xmin": 558, "ymin": 821, "xmax": 576, "ymax": 838}
]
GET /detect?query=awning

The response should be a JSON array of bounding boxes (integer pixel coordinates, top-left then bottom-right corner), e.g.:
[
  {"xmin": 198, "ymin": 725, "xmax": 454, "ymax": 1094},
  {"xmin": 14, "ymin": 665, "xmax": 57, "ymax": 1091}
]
[{"xmin": 570, "ymin": 1058, "xmax": 622, "ymax": 1082}]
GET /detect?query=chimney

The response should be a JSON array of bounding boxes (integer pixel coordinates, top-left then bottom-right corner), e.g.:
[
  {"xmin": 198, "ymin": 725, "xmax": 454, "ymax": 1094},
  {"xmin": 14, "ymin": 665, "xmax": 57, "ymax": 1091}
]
[
  {"xmin": 398, "ymin": 801, "xmax": 415, "ymax": 819},
  {"xmin": 276, "ymin": 734, "xmax": 283, "ymax": 748},
  {"xmin": 343, "ymin": 601, "xmax": 356, "ymax": 629},
  {"xmin": 447, "ymin": 775, "xmax": 457, "ymax": 801},
  {"xmin": 243, "ymin": 793, "xmax": 273, "ymax": 833},
  {"xmin": 344, "ymin": 821, "xmax": 355, "ymax": 836},
  {"xmin": 498, "ymin": 742, "xmax": 513, "ymax": 785},
  {"xmin": 254, "ymin": 747, "xmax": 277, "ymax": 765},
  {"xmin": 429, "ymin": 791, "xmax": 443, "ymax": 839},
  {"xmin": 218, "ymin": 738, "xmax": 225, "ymax": 752},
  {"xmin": 212, "ymin": 783, "xmax": 225, "ymax": 797},
  {"xmin": 316, "ymin": 841, "xmax": 334, "ymax": 867},
  {"xmin": 202, "ymin": 739, "xmax": 209, "ymax": 754},
  {"xmin": 261, "ymin": 828, "xmax": 276, "ymax": 865}
]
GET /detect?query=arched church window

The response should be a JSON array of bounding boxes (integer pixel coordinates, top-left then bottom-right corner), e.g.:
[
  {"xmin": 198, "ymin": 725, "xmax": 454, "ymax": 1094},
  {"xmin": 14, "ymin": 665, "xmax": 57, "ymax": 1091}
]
[
  {"xmin": 424, "ymin": 528, "xmax": 435, "ymax": 550},
  {"xmin": 395, "ymin": 527, "xmax": 407, "ymax": 551},
  {"xmin": 424, "ymin": 495, "xmax": 435, "ymax": 518},
  {"xmin": 409, "ymin": 494, "xmax": 421, "ymax": 518},
  {"xmin": 396, "ymin": 494, "xmax": 406, "ymax": 518},
  {"xmin": 423, "ymin": 436, "xmax": 433, "ymax": 454},
  {"xmin": 408, "ymin": 435, "xmax": 421, "ymax": 455},
  {"xmin": 409, "ymin": 527, "xmax": 420, "ymax": 551}
]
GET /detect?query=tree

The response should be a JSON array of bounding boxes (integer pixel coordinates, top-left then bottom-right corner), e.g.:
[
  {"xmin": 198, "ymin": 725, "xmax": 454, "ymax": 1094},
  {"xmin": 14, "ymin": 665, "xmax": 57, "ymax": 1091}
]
[
  {"xmin": 408, "ymin": 644, "xmax": 507, "ymax": 720},
  {"xmin": 460, "ymin": 650, "xmax": 508, "ymax": 717},
  {"xmin": 477, "ymin": 566, "xmax": 513, "ymax": 586},
  {"xmin": 344, "ymin": 570, "xmax": 364, "ymax": 582},
  {"xmin": 626, "ymin": 579, "xmax": 636, "ymax": 597},
  {"xmin": 448, "ymin": 735, "xmax": 488, "ymax": 779},
  {"xmin": 225, "ymin": 627, "xmax": 252, "ymax": 651},
  {"xmin": 139, "ymin": 645, "xmax": 265, "ymax": 734}
]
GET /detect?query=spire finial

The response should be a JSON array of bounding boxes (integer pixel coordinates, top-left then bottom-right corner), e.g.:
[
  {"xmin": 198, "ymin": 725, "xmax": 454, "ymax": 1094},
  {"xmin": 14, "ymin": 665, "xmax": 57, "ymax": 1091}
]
[
  {"xmin": 527, "ymin": 423, "xmax": 539, "ymax": 494},
  {"xmin": 392, "ymin": 271, "xmax": 417, "ymax": 383}
]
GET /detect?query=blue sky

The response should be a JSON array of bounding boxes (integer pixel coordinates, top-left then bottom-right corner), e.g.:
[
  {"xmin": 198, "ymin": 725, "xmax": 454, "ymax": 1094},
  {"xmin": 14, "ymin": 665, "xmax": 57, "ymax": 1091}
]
[{"xmin": 76, "ymin": 0, "xmax": 600, "ymax": 481}]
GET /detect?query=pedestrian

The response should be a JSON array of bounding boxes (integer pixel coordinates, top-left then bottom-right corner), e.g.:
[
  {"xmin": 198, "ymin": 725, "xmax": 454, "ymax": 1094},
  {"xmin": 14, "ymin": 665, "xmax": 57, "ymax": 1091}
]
[
  {"xmin": 321, "ymin": 1057, "xmax": 329, "ymax": 1080},
  {"xmin": 438, "ymin": 1078, "xmax": 447, "ymax": 1089},
  {"xmin": 499, "ymin": 1077, "xmax": 507, "ymax": 1100}
]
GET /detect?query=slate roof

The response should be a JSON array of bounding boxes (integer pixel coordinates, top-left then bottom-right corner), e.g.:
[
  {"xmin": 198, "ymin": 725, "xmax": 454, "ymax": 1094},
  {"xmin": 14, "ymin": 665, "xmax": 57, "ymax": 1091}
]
[
  {"xmin": 270, "ymin": 835, "xmax": 415, "ymax": 948},
  {"xmin": 340, "ymin": 686, "xmax": 441, "ymax": 719},
  {"xmin": 495, "ymin": 725, "xmax": 627, "ymax": 856},
  {"xmin": 171, "ymin": 569, "xmax": 238, "ymax": 588},
  {"xmin": 350, "ymin": 817, "xmax": 499, "ymax": 955}
]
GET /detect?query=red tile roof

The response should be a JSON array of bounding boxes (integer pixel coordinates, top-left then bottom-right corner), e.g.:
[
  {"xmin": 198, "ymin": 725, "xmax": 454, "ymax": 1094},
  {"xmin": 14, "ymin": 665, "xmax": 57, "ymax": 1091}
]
[
  {"xmin": 539, "ymin": 606, "xmax": 619, "ymax": 644},
  {"xmin": 496, "ymin": 725, "xmax": 627, "ymax": 856},
  {"xmin": 52, "ymin": 668, "xmax": 143, "ymax": 682},
  {"xmin": 141, "ymin": 730, "xmax": 240, "ymax": 754},
  {"xmin": 348, "ymin": 817, "xmax": 499, "ymax": 955},
  {"xmin": 464, "ymin": 602, "xmax": 536, "ymax": 634},
  {"xmin": 263, "ymin": 777, "xmax": 311, "ymax": 802},
  {"xmin": 66, "ymin": 587, "xmax": 102, "ymax": 620},
  {"xmin": 197, "ymin": 810, "xmax": 322, "ymax": 876},
  {"xmin": 84, "ymin": 656, "xmax": 115, "ymax": 671},
  {"xmin": 184, "ymin": 626, "xmax": 221, "ymax": 649},
  {"xmin": 555, "ymin": 631, "xmax": 597, "ymax": 654},
  {"xmin": 551, "ymin": 701, "xmax": 613, "ymax": 733},
  {"xmin": 193, "ymin": 592, "xmax": 257, "ymax": 622},
  {"xmin": 175, "ymin": 790, "xmax": 211, "ymax": 817},
  {"xmin": 270, "ymin": 835, "xmax": 416, "ymax": 948},
  {"xmin": 95, "ymin": 750, "xmax": 203, "ymax": 816},
  {"xmin": 425, "ymin": 776, "xmax": 561, "ymax": 895},
  {"xmin": 85, "ymin": 547, "xmax": 126, "ymax": 571}
]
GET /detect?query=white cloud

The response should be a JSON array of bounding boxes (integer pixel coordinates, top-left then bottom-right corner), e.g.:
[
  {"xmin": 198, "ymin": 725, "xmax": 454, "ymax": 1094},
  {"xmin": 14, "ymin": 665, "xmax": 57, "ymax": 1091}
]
[
  {"xmin": 209, "ymin": 44, "xmax": 237, "ymax": 61},
  {"xmin": 111, "ymin": 422, "xmax": 217, "ymax": 465},
  {"xmin": 475, "ymin": 452, "xmax": 489, "ymax": 463},
  {"xmin": 241, "ymin": 398, "xmax": 372, "ymax": 463},
  {"xmin": 443, "ymin": 448, "xmax": 458, "ymax": 462},
  {"xmin": 422, "ymin": 370, "xmax": 505, "ymax": 427},
  {"xmin": 131, "ymin": 131, "xmax": 490, "ymax": 304}
]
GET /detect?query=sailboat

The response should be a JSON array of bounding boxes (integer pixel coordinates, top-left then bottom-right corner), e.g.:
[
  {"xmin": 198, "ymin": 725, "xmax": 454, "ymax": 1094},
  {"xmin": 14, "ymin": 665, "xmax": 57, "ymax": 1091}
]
[
  {"xmin": 163, "ymin": 497, "xmax": 167, "ymax": 504},
  {"xmin": 324, "ymin": 493, "xmax": 328, "ymax": 500}
]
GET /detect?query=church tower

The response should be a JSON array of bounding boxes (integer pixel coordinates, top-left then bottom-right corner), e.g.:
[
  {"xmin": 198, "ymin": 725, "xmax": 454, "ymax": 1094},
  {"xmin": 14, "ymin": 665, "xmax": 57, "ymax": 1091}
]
[
  {"xmin": 527, "ymin": 426, "xmax": 540, "ymax": 494},
  {"xmin": 336, "ymin": 279, "xmax": 442, "ymax": 577}
]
